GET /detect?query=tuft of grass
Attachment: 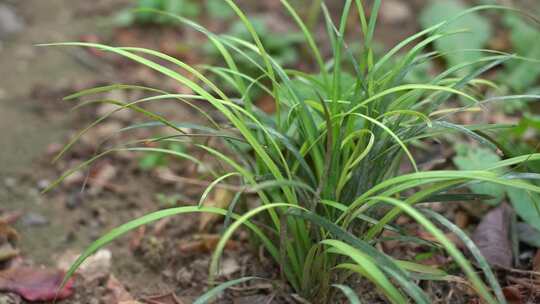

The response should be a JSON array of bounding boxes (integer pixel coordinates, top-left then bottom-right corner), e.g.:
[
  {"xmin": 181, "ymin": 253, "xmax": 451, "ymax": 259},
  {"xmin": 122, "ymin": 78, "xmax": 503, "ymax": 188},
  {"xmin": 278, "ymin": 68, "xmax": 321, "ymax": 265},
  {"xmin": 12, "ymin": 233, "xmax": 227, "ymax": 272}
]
[{"xmin": 44, "ymin": 1, "xmax": 540, "ymax": 303}]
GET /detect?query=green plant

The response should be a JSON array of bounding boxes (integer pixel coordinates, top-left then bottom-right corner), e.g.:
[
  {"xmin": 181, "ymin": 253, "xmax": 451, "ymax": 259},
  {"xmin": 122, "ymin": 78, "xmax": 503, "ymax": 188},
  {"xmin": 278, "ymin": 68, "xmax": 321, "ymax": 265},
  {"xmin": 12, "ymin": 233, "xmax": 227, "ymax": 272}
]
[
  {"xmin": 115, "ymin": 0, "xmax": 201, "ymax": 25},
  {"xmin": 115, "ymin": 0, "xmax": 234, "ymax": 26},
  {"xmin": 138, "ymin": 141, "xmax": 186, "ymax": 170},
  {"xmin": 202, "ymin": 17, "xmax": 303, "ymax": 99},
  {"xmin": 420, "ymin": 0, "xmax": 540, "ymax": 94},
  {"xmin": 45, "ymin": 1, "xmax": 540, "ymax": 303}
]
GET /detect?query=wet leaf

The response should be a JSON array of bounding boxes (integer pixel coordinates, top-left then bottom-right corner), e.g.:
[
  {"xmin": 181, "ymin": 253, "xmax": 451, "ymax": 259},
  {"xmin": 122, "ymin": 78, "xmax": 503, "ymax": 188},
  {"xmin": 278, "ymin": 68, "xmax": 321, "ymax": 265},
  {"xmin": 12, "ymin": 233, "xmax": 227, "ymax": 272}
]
[
  {"xmin": 472, "ymin": 204, "xmax": 513, "ymax": 267},
  {"xmin": 0, "ymin": 267, "xmax": 74, "ymax": 301}
]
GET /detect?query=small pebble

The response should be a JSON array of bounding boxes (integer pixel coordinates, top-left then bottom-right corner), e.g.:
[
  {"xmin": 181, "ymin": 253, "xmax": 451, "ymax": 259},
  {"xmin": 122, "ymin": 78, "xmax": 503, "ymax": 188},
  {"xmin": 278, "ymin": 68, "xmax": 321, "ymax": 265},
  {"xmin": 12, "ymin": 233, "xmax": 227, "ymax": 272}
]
[
  {"xmin": 4, "ymin": 177, "xmax": 16, "ymax": 189},
  {"xmin": 0, "ymin": 4, "xmax": 24, "ymax": 40},
  {"xmin": 36, "ymin": 179, "xmax": 50, "ymax": 191}
]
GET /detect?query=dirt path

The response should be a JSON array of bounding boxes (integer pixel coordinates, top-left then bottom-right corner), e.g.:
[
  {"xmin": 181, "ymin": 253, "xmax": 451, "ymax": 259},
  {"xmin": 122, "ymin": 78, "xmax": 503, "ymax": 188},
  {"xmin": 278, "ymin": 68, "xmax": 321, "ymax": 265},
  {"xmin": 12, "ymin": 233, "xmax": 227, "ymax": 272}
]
[
  {"xmin": 0, "ymin": 2, "xmax": 204, "ymax": 301},
  {"xmin": 0, "ymin": 0, "xmax": 105, "ymax": 259}
]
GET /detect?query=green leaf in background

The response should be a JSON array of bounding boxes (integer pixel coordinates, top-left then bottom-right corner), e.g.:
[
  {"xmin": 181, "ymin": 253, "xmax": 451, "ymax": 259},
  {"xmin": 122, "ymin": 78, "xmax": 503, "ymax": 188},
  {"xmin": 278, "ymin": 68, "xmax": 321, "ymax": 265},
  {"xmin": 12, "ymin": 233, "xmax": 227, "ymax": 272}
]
[
  {"xmin": 502, "ymin": 15, "xmax": 540, "ymax": 92},
  {"xmin": 420, "ymin": 0, "xmax": 492, "ymax": 73},
  {"xmin": 135, "ymin": 0, "xmax": 162, "ymax": 23},
  {"xmin": 453, "ymin": 145, "xmax": 505, "ymax": 205},
  {"xmin": 507, "ymin": 188, "xmax": 540, "ymax": 232},
  {"xmin": 139, "ymin": 142, "xmax": 186, "ymax": 170},
  {"xmin": 163, "ymin": 0, "xmax": 200, "ymax": 19},
  {"xmin": 205, "ymin": 0, "xmax": 235, "ymax": 20},
  {"xmin": 453, "ymin": 145, "xmax": 540, "ymax": 230},
  {"xmin": 139, "ymin": 152, "xmax": 166, "ymax": 170}
]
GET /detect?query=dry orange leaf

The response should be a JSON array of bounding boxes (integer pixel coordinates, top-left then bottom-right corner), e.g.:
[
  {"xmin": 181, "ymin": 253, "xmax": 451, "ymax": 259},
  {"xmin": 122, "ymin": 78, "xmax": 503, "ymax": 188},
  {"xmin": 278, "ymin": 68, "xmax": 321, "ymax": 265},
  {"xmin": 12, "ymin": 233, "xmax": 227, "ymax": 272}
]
[
  {"xmin": 178, "ymin": 234, "xmax": 240, "ymax": 255},
  {"xmin": 199, "ymin": 188, "xmax": 233, "ymax": 231}
]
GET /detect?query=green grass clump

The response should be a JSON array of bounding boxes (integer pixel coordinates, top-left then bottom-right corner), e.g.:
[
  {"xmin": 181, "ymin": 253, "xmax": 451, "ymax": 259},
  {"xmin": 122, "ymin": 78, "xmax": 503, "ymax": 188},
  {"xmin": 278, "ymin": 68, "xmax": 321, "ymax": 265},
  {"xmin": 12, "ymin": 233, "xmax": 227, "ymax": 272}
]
[{"xmin": 45, "ymin": 1, "xmax": 540, "ymax": 303}]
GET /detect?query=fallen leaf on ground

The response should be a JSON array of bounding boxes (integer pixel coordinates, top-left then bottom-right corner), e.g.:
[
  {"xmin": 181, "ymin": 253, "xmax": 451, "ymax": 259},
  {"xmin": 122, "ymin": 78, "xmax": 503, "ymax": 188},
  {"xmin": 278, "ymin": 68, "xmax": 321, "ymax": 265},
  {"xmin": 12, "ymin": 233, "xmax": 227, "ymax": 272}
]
[
  {"xmin": 199, "ymin": 188, "xmax": 233, "ymax": 231},
  {"xmin": 178, "ymin": 234, "xmax": 240, "ymax": 255},
  {"xmin": 417, "ymin": 230, "xmax": 463, "ymax": 248},
  {"xmin": 454, "ymin": 210, "xmax": 470, "ymax": 229},
  {"xmin": 255, "ymin": 95, "xmax": 276, "ymax": 114},
  {"xmin": 0, "ymin": 267, "xmax": 74, "ymax": 301},
  {"xmin": 472, "ymin": 203, "xmax": 513, "ymax": 267}
]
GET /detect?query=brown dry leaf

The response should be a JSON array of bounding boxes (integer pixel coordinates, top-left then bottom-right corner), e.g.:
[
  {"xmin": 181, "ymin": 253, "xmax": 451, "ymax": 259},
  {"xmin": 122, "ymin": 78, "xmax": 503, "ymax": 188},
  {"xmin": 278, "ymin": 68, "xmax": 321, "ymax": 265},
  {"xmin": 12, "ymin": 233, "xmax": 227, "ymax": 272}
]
[
  {"xmin": 502, "ymin": 285, "xmax": 524, "ymax": 304},
  {"xmin": 472, "ymin": 203, "xmax": 513, "ymax": 268},
  {"xmin": 417, "ymin": 230, "xmax": 463, "ymax": 248},
  {"xmin": 199, "ymin": 188, "xmax": 233, "ymax": 231},
  {"xmin": 255, "ymin": 95, "xmax": 276, "ymax": 114},
  {"xmin": 178, "ymin": 234, "xmax": 240, "ymax": 255},
  {"xmin": 0, "ymin": 267, "xmax": 74, "ymax": 301},
  {"xmin": 455, "ymin": 210, "xmax": 470, "ymax": 229}
]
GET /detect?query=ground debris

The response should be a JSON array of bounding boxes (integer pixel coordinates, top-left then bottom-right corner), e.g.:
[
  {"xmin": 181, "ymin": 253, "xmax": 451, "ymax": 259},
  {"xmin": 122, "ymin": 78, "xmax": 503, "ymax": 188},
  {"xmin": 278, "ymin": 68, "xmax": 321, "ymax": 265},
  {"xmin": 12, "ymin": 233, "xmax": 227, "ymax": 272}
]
[
  {"xmin": 199, "ymin": 188, "xmax": 234, "ymax": 231},
  {"xmin": 0, "ymin": 266, "xmax": 74, "ymax": 301},
  {"xmin": 472, "ymin": 203, "xmax": 513, "ymax": 268}
]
